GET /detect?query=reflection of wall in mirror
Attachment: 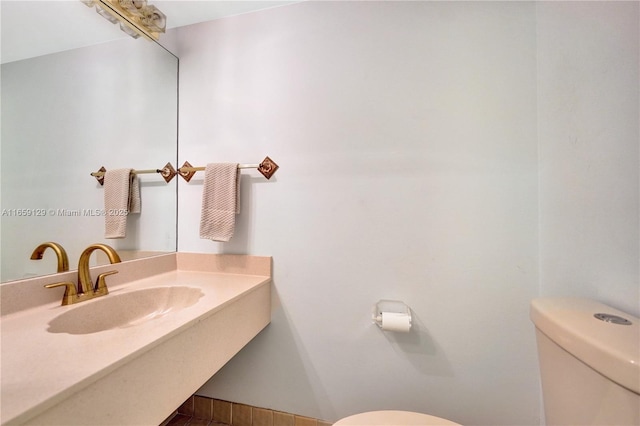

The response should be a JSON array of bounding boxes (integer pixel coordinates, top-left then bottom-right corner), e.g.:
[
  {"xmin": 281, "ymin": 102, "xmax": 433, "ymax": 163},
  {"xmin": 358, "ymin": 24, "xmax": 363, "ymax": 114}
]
[{"xmin": 0, "ymin": 37, "xmax": 178, "ymax": 283}]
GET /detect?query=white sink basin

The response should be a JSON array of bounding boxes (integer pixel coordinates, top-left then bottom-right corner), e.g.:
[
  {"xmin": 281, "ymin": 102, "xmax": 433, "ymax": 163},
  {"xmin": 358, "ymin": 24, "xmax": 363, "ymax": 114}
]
[{"xmin": 47, "ymin": 286, "xmax": 204, "ymax": 334}]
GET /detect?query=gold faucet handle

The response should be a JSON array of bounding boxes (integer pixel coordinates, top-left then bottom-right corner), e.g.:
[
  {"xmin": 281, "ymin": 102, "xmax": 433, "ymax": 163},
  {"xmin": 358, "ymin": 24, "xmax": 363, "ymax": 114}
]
[
  {"xmin": 45, "ymin": 281, "xmax": 78, "ymax": 306},
  {"xmin": 94, "ymin": 270, "xmax": 118, "ymax": 295}
]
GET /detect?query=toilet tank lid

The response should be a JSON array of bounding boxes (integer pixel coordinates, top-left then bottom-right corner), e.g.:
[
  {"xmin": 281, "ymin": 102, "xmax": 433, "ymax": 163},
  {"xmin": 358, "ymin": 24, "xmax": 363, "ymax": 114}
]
[{"xmin": 530, "ymin": 298, "xmax": 639, "ymax": 394}]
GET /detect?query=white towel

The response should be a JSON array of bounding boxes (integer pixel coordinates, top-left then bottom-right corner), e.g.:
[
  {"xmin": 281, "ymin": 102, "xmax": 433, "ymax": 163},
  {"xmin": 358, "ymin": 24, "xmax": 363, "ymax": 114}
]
[
  {"xmin": 199, "ymin": 163, "xmax": 240, "ymax": 242},
  {"xmin": 104, "ymin": 169, "xmax": 141, "ymax": 239}
]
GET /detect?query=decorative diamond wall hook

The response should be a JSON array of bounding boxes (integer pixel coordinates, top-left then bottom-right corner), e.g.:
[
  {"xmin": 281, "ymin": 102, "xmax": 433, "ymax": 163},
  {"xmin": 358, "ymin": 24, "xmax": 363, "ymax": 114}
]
[
  {"xmin": 178, "ymin": 161, "xmax": 196, "ymax": 182},
  {"xmin": 159, "ymin": 162, "xmax": 177, "ymax": 183},
  {"xmin": 258, "ymin": 156, "xmax": 279, "ymax": 180},
  {"xmin": 93, "ymin": 166, "xmax": 107, "ymax": 186}
]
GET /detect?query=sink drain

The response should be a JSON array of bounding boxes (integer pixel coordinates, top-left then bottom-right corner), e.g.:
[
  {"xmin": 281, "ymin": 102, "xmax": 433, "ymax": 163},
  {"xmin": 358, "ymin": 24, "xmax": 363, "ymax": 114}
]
[{"xmin": 594, "ymin": 313, "xmax": 632, "ymax": 325}]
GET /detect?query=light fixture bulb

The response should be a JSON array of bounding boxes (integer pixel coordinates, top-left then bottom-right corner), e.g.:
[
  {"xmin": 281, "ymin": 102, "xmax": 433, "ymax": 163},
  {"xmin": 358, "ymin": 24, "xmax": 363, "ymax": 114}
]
[
  {"xmin": 119, "ymin": 22, "xmax": 141, "ymax": 39},
  {"xmin": 140, "ymin": 5, "xmax": 166, "ymax": 33},
  {"xmin": 118, "ymin": 0, "xmax": 147, "ymax": 16},
  {"xmin": 95, "ymin": 4, "xmax": 119, "ymax": 24}
]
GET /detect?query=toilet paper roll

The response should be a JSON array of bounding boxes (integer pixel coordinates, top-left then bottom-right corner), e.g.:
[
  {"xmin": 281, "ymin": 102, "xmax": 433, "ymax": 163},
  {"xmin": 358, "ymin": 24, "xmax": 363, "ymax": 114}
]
[{"xmin": 381, "ymin": 312, "xmax": 411, "ymax": 332}]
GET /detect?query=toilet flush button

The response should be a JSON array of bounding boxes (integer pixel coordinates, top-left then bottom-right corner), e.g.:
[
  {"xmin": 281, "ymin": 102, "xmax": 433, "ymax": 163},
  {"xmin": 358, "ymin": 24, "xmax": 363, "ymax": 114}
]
[{"xmin": 594, "ymin": 313, "xmax": 632, "ymax": 325}]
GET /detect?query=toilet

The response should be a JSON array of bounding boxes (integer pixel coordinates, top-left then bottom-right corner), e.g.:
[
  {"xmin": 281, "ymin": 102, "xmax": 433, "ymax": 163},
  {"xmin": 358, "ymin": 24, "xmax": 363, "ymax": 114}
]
[
  {"xmin": 531, "ymin": 298, "xmax": 639, "ymax": 425},
  {"xmin": 334, "ymin": 410, "xmax": 460, "ymax": 425},
  {"xmin": 335, "ymin": 298, "xmax": 639, "ymax": 426}
]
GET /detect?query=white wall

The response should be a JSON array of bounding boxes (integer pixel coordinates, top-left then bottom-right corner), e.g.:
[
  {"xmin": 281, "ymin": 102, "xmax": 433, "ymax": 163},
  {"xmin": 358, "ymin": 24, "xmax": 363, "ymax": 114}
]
[
  {"xmin": 537, "ymin": 1, "xmax": 639, "ymax": 317},
  {"xmin": 176, "ymin": 2, "xmax": 540, "ymax": 425}
]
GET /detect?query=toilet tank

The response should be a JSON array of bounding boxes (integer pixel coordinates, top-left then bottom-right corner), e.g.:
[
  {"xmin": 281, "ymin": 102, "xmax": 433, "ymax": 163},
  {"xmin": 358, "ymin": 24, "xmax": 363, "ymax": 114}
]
[{"xmin": 530, "ymin": 298, "xmax": 639, "ymax": 426}]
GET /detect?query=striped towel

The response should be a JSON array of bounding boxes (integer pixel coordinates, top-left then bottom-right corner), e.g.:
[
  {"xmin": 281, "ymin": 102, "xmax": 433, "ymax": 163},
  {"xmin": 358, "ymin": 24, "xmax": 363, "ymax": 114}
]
[
  {"xmin": 199, "ymin": 163, "xmax": 240, "ymax": 242},
  {"xmin": 104, "ymin": 169, "xmax": 140, "ymax": 238}
]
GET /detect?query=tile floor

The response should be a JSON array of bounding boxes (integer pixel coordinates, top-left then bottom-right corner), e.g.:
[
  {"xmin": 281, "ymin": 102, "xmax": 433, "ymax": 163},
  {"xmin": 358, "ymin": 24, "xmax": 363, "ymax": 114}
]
[
  {"xmin": 165, "ymin": 413, "xmax": 229, "ymax": 426},
  {"xmin": 162, "ymin": 395, "xmax": 332, "ymax": 426}
]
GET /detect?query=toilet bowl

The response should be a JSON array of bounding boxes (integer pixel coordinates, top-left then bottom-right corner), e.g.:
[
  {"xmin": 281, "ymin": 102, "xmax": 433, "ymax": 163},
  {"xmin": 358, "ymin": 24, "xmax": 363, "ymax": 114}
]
[{"xmin": 334, "ymin": 410, "xmax": 461, "ymax": 425}]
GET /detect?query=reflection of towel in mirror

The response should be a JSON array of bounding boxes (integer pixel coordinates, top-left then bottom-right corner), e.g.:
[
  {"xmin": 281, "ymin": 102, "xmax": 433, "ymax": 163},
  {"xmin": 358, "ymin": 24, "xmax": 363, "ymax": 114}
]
[
  {"xmin": 199, "ymin": 163, "xmax": 240, "ymax": 242},
  {"xmin": 104, "ymin": 169, "xmax": 141, "ymax": 239}
]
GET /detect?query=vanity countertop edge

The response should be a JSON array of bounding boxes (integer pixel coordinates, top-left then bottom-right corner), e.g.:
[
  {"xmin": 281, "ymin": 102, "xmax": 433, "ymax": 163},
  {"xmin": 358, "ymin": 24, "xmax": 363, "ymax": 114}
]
[{"xmin": 0, "ymin": 252, "xmax": 272, "ymax": 425}]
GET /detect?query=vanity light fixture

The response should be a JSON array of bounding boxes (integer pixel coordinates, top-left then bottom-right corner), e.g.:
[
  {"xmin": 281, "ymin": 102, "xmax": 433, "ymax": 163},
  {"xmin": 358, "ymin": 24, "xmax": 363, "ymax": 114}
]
[{"xmin": 81, "ymin": 0, "xmax": 166, "ymax": 41}]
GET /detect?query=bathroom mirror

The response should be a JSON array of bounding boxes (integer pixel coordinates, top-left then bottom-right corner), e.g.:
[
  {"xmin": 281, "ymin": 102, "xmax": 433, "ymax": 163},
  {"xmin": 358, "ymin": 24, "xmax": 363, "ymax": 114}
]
[{"xmin": 0, "ymin": 1, "xmax": 178, "ymax": 282}]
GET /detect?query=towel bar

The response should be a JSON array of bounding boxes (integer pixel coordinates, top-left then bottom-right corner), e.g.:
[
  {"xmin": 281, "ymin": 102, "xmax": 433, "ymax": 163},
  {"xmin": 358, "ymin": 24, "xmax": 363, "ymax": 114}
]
[
  {"xmin": 178, "ymin": 156, "xmax": 279, "ymax": 182},
  {"xmin": 90, "ymin": 162, "xmax": 177, "ymax": 185}
]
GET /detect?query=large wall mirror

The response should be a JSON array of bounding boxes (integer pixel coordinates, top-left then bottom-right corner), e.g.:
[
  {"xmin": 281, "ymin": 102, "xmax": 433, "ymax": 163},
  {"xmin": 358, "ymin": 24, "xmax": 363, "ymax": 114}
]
[{"xmin": 1, "ymin": 1, "xmax": 178, "ymax": 282}]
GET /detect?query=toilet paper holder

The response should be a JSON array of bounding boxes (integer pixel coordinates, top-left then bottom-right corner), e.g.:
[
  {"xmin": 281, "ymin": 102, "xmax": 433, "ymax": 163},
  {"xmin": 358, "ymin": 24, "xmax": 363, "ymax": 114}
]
[{"xmin": 372, "ymin": 300, "xmax": 412, "ymax": 332}]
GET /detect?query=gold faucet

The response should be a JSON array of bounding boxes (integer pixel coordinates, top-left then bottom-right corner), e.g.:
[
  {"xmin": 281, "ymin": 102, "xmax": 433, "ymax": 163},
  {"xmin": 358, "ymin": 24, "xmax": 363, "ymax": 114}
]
[
  {"xmin": 45, "ymin": 243, "xmax": 121, "ymax": 306},
  {"xmin": 77, "ymin": 243, "xmax": 121, "ymax": 295},
  {"xmin": 30, "ymin": 242, "xmax": 69, "ymax": 273}
]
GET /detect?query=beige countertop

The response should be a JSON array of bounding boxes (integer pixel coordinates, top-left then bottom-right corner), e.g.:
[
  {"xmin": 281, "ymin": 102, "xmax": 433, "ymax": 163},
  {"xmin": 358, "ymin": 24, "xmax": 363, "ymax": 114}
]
[{"xmin": 1, "ymin": 252, "xmax": 272, "ymax": 425}]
